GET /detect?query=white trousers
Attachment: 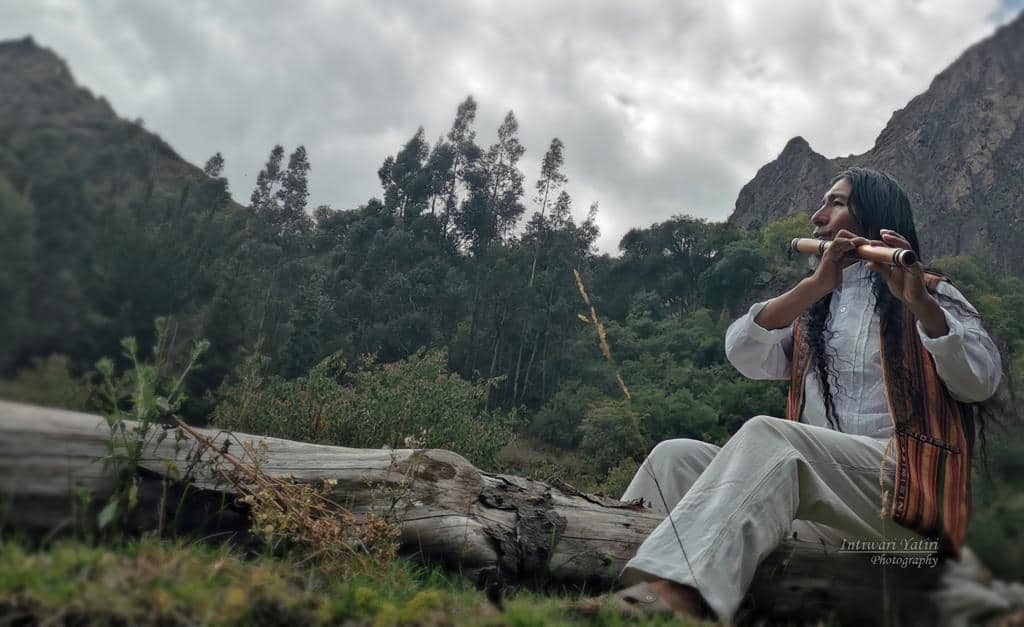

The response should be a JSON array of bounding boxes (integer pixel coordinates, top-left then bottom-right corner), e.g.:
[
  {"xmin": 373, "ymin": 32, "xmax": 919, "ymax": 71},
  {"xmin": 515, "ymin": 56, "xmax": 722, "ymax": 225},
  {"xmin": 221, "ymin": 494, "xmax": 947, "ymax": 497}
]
[{"xmin": 619, "ymin": 415, "xmax": 929, "ymax": 624}]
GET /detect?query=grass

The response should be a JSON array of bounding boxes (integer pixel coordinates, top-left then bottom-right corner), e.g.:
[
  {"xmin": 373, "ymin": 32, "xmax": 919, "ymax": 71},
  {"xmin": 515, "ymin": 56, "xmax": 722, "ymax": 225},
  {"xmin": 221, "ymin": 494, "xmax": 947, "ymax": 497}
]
[{"xmin": 0, "ymin": 535, "xmax": 699, "ymax": 626}]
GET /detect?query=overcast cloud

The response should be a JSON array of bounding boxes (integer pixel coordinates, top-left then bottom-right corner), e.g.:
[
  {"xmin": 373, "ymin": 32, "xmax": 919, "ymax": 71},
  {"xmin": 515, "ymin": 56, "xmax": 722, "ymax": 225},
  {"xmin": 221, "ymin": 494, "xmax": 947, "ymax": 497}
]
[{"xmin": 2, "ymin": 0, "xmax": 1021, "ymax": 254}]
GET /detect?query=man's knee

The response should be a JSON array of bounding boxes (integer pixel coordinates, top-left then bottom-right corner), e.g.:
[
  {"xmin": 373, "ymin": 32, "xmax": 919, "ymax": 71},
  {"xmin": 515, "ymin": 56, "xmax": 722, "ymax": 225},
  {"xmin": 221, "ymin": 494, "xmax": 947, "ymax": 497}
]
[
  {"xmin": 648, "ymin": 437, "xmax": 715, "ymax": 463},
  {"xmin": 736, "ymin": 414, "xmax": 793, "ymax": 440}
]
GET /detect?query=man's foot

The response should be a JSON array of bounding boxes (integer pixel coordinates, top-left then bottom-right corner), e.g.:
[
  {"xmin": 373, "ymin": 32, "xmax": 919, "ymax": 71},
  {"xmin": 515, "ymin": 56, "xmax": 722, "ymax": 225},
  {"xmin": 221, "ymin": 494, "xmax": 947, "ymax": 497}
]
[
  {"xmin": 572, "ymin": 580, "xmax": 715, "ymax": 623},
  {"xmin": 642, "ymin": 579, "xmax": 711, "ymax": 619}
]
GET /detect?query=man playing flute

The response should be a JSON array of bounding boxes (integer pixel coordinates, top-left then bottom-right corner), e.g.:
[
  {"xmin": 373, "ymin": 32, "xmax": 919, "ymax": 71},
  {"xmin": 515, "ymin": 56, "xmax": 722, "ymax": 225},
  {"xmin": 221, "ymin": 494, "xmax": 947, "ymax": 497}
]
[{"xmin": 607, "ymin": 167, "xmax": 1004, "ymax": 622}]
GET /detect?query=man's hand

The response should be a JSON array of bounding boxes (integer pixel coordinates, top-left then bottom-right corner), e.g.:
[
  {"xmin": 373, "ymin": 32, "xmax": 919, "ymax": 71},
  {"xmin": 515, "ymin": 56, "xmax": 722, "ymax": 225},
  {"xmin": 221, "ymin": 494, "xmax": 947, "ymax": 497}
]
[
  {"xmin": 862, "ymin": 230, "xmax": 930, "ymax": 306},
  {"xmin": 810, "ymin": 229, "xmax": 871, "ymax": 294},
  {"xmin": 864, "ymin": 229, "xmax": 949, "ymax": 337}
]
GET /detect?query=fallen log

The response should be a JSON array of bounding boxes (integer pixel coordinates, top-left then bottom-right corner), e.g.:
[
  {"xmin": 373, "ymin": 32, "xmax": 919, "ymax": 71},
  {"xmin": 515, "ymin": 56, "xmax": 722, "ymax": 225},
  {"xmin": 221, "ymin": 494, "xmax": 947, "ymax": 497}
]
[{"xmin": 1, "ymin": 399, "xmax": 1021, "ymax": 625}]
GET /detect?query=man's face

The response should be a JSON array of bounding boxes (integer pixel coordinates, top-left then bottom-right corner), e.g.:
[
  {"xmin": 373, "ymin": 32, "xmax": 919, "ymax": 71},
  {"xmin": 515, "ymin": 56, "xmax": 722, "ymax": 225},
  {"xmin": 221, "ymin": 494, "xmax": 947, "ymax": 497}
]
[{"xmin": 811, "ymin": 178, "xmax": 861, "ymax": 240}]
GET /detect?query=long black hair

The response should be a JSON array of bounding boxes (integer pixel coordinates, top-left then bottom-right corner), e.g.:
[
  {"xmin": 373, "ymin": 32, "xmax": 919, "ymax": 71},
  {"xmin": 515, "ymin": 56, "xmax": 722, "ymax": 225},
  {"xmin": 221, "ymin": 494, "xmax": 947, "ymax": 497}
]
[{"xmin": 801, "ymin": 167, "xmax": 1014, "ymax": 469}]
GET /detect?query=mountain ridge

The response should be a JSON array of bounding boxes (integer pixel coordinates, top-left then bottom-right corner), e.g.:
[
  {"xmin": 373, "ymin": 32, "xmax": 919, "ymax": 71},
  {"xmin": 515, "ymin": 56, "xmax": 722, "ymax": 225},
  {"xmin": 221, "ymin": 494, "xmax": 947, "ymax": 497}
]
[
  {"xmin": 728, "ymin": 12, "xmax": 1024, "ymax": 274},
  {"xmin": 2, "ymin": 19, "xmax": 1021, "ymax": 274},
  {"xmin": 0, "ymin": 35, "xmax": 218, "ymax": 210}
]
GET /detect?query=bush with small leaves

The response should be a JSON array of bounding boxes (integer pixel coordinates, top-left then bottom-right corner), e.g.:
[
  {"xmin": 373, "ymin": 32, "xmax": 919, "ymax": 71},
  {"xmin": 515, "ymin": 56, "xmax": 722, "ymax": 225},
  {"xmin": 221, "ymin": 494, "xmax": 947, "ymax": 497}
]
[{"xmin": 579, "ymin": 399, "xmax": 646, "ymax": 475}]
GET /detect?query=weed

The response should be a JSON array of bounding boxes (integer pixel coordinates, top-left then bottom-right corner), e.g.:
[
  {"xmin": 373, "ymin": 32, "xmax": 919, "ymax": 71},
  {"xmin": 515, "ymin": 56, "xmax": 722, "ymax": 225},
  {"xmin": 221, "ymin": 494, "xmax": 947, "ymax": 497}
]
[{"xmin": 93, "ymin": 317, "xmax": 209, "ymax": 531}]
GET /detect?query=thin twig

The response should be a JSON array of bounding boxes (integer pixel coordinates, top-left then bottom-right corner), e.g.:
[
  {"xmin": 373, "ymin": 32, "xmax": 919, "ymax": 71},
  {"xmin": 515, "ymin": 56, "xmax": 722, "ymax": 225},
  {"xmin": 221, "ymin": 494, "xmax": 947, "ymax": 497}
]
[
  {"xmin": 573, "ymin": 269, "xmax": 631, "ymax": 400},
  {"xmin": 642, "ymin": 458, "xmax": 700, "ymax": 592}
]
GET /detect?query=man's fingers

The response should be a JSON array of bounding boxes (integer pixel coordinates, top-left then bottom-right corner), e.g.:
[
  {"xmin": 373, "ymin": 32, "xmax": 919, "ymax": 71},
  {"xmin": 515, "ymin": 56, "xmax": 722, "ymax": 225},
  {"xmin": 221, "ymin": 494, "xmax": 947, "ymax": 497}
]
[
  {"xmin": 831, "ymin": 230, "xmax": 861, "ymax": 253},
  {"xmin": 880, "ymin": 230, "xmax": 911, "ymax": 248},
  {"xmin": 866, "ymin": 259, "xmax": 895, "ymax": 278},
  {"xmin": 881, "ymin": 232, "xmax": 908, "ymax": 244},
  {"xmin": 834, "ymin": 240, "xmax": 857, "ymax": 255}
]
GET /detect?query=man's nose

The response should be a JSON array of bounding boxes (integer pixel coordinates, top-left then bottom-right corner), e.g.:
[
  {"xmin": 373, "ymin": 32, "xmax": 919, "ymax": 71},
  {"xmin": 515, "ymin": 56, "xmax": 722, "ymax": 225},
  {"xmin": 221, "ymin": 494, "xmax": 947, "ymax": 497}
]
[{"xmin": 811, "ymin": 207, "xmax": 827, "ymax": 226}]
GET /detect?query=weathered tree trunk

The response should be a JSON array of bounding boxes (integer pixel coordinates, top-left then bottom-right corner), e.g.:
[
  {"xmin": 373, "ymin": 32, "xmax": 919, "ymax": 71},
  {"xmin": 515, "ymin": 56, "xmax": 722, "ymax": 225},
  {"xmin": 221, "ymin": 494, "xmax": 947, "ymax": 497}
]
[{"xmin": 1, "ymin": 400, "xmax": 1021, "ymax": 626}]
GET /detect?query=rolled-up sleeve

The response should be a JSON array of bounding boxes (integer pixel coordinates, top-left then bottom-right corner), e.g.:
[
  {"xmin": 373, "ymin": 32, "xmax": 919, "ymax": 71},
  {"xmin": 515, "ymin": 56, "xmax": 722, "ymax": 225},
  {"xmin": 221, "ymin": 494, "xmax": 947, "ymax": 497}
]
[
  {"xmin": 916, "ymin": 281, "xmax": 1003, "ymax": 403},
  {"xmin": 725, "ymin": 300, "xmax": 794, "ymax": 381}
]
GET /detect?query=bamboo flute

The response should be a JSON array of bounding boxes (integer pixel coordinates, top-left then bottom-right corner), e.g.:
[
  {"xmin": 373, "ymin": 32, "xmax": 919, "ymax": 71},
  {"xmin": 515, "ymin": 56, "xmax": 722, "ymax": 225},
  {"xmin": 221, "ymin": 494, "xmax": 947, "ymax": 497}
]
[{"xmin": 790, "ymin": 237, "xmax": 918, "ymax": 268}]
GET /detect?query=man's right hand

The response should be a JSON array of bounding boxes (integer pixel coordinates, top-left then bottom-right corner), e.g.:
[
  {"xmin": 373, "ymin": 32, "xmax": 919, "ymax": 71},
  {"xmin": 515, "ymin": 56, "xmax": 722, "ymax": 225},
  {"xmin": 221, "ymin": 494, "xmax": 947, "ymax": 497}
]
[
  {"xmin": 753, "ymin": 229, "xmax": 874, "ymax": 331},
  {"xmin": 809, "ymin": 228, "xmax": 872, "ymax": 294}
]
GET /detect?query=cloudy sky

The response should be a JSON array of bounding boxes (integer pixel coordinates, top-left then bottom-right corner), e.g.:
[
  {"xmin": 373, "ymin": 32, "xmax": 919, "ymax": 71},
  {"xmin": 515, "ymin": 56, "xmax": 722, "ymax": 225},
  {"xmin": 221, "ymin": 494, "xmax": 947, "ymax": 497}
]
[{"xmin": 2, "ymin": 0, "xmax": 1022, "ymax": 254}]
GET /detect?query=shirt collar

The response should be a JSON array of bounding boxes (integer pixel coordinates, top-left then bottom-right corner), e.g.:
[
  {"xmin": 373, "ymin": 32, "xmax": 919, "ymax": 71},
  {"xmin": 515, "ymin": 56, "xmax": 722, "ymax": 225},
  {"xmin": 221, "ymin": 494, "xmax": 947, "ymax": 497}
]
[{"xmin": 837, "ymin": 261, "xmax": 873, "ymax": 292}]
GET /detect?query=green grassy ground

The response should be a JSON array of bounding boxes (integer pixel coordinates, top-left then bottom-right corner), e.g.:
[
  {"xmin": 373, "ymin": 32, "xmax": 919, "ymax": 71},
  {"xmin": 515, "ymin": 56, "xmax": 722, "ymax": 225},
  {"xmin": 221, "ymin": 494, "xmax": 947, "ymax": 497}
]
[{"xmin": 0, "ymin": 536, "xmax": 700, "ymax": 626}]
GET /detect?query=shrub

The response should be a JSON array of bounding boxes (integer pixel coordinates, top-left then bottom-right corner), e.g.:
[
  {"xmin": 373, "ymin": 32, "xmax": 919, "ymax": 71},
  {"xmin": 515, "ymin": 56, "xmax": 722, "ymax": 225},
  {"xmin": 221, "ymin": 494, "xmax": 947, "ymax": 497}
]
[
  {"xmin": 578, "ymin": 399, "xmax": 646, "ymax": 474},
  {"xmin": 967, "ymin": 491, "xmax": 1024, "ymax": 580},
  {"xmin": 633, "ymin": 384, "xmax": 721, "ymax": 445},
  {"xmin": 212, "ymin": 347, "xmax": 514, "ymax": 468},
  {"xmin": 210, "ymin": 349, "xmax": 351, "ymax": 444},
  {"xmin": 0, "ymin": 354, "xmax": 92, "ymax": 411},
  {"xmin": 592, "ymin": 457, "xmax": 639, "ymax": 499},
  {"xmin": 527, "ymin": 380, "xmax": 604, "ymax": 449}
]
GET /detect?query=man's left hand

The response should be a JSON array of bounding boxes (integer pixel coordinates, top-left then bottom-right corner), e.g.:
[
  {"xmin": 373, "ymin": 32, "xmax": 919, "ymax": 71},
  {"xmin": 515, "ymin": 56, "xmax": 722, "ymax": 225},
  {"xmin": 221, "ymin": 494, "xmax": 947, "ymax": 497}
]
[
  {"xmin": 863, "ymin": 229, "xmax": 931, "ymax": 307},
  {"xmin": 865, "ymin": 229, "xmax": 950, "ymax": 338}
]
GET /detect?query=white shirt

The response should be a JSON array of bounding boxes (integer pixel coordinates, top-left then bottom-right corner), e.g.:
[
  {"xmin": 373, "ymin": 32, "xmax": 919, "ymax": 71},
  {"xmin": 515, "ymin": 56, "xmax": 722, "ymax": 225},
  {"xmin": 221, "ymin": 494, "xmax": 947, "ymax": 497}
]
[{"xmin": 724, "ymin": 261, "xmax": 1003, "ymax": 440}]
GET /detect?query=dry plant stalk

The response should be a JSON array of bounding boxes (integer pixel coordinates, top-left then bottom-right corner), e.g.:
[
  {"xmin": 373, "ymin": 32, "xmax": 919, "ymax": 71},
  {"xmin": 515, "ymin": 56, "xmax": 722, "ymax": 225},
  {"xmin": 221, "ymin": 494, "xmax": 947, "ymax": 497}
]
[
  {"xmin": 573, "ymin": 268, "xmax": 632, "ymax": 401},
  {"xmin": 173, "ymin": 418, "xmax": 399, "ymax": 574}
]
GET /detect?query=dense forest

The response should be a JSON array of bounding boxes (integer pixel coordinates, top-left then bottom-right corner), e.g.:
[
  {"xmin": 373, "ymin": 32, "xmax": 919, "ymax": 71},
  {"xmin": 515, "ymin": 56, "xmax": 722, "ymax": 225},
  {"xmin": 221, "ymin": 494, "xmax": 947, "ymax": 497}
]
[{"xmin": 2, "ymin": 93, "xmax": 1024, "ymax": 587}]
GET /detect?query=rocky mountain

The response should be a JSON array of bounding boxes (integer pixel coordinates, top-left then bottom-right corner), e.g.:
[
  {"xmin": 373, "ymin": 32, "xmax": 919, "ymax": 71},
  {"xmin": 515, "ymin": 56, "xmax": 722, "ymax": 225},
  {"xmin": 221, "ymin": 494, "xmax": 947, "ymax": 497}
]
[
  {"xmin": 0, "ymin": 35, "xmax": 229, "ymax": 216},
  {"xmin": 729, "ymin": 12, "xmax": 1024, "ymax": 274},
  {"xmin": 0, "ymin": 36, "xmax": 241, "ymax": 372}
]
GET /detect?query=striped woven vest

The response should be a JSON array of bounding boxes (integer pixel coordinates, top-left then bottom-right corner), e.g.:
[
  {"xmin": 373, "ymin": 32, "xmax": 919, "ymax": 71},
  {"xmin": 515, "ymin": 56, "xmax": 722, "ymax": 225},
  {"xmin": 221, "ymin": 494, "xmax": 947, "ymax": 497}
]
[{"xmin": 784, "ymin": 273, "xmax": 975, "ymax": 556}]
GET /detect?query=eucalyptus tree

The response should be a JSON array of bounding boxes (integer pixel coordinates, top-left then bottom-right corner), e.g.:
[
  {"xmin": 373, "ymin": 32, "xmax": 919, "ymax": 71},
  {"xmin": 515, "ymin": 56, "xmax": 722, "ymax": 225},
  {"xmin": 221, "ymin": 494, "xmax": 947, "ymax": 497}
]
[{"xmin": 455, "ymin": 111, "xmax": 527, "ymax": 374}]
